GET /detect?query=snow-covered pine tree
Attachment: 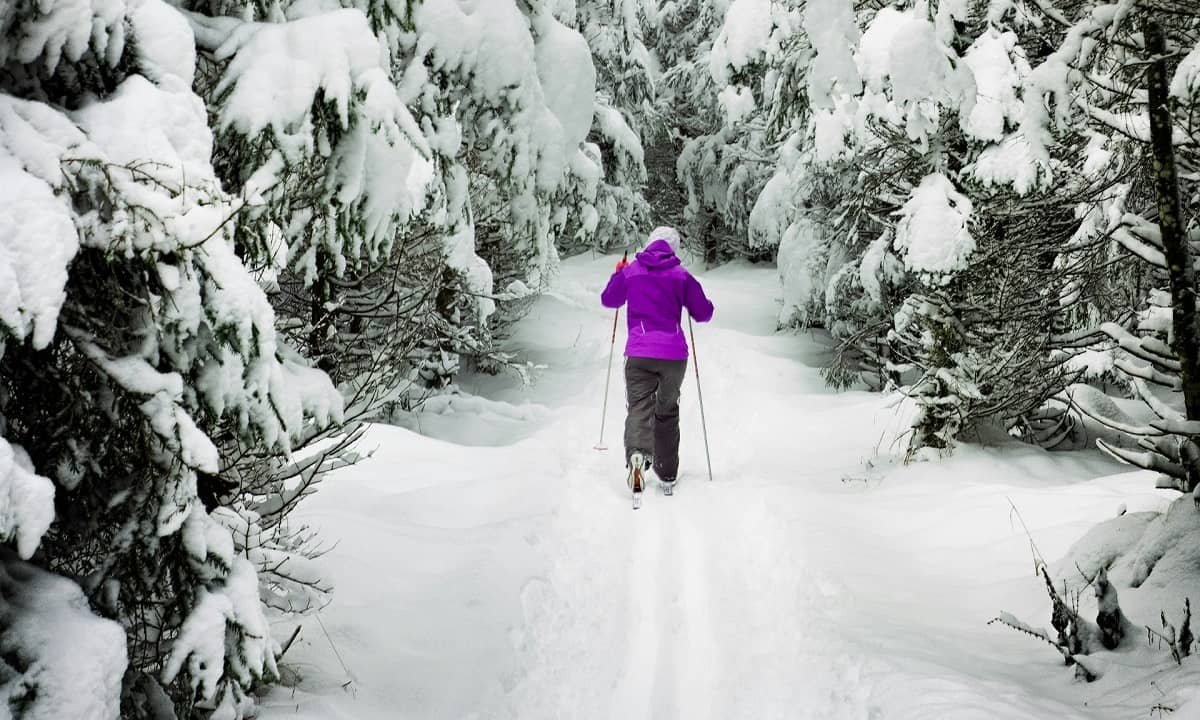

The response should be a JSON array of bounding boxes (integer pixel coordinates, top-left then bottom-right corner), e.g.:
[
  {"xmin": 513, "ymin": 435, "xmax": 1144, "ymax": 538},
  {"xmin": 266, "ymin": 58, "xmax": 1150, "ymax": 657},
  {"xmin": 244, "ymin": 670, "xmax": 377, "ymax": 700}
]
[
  {"xmin": 561, "ymin": 0, "xmax": 653, "ymax": 252},
  {"xmin": 645, "ymin": 0, "xmax": 734, "ymax": 260},
  {"xmin": 186, "ymin": 0, "xmax": 605, "ymax": 396},
  {"xmin": 365, "ymin": 0, "xmax": 602, "ymax": 382},
  {"xmin": 764, "ymin": 0, "xmax": 1114, "ymax": 454},
  {"xmin": 701, "ymin": 0, "xmax": 807, "ymax": 258},
  {"xmin": 734, "ymin": 0, "xmax": 911, "ymax": 391},
  {"xmin": 177, "ymin": 0, "xmax": 437, "ymax": 638},
  {"xmin": 0, "ymin": 0, "xmax": 355, "ymax": 716},
  {"xmin": 1021, "ymin": 2, "xmax": 1200, "ymax": 489}
]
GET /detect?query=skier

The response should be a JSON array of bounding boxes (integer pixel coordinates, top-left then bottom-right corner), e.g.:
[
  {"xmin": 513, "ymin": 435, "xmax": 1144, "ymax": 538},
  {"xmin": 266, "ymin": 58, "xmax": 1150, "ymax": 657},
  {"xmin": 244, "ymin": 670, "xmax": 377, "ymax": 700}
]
[{"xmin": 600, "ymin": 227, "xmax": 714, "ymax": 500}]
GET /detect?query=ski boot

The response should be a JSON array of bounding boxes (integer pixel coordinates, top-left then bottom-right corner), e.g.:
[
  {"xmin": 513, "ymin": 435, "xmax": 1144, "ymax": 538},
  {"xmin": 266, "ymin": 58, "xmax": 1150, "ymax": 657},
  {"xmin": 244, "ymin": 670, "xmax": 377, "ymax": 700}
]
[{"xmin": 627, "ymin": 452, "xmax": 650, "ymax": 509}]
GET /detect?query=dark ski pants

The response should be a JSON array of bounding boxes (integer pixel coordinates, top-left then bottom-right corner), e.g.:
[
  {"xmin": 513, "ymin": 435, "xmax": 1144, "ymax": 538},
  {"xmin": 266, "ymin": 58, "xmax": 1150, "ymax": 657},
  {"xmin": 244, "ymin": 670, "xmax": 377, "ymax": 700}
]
[{"xmin": 623, "ymin": 356, "xmax": 688, "ymax": 480}]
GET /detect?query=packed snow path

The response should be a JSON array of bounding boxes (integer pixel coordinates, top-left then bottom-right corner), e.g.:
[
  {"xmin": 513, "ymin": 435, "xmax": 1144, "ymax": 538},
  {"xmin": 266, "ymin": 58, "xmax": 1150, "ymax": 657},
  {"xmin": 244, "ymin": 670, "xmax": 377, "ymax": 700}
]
[{"xmin": 262, "ymin": 255, "xmax": 1174, "ymax": 720}]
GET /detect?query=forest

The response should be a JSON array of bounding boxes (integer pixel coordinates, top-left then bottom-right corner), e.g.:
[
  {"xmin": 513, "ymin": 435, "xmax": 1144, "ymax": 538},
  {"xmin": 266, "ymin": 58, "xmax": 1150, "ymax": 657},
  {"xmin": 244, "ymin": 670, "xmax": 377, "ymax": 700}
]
[{"xmin": 2, "ymin": 0, "xmax": 1200, "ymax": 717}]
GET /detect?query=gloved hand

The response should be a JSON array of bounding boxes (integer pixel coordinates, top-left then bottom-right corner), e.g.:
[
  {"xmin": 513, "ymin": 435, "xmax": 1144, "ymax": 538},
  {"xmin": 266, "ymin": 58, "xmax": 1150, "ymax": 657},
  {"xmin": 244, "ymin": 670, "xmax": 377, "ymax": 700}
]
[{"xmin": 615, "ymin": 254, "xmax": 629, "ymax": 271}]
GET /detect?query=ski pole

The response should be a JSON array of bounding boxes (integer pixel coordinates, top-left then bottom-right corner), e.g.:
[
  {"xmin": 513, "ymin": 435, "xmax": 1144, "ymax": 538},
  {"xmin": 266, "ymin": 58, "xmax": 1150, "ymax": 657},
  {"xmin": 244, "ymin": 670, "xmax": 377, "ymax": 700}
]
[
  {"xmin": 688, "ymin": 316, "xmax": 714, "ymax": 482},
  {"xmin": 596, "ymin": 251, "xmax": 628, "ymax": 451}
]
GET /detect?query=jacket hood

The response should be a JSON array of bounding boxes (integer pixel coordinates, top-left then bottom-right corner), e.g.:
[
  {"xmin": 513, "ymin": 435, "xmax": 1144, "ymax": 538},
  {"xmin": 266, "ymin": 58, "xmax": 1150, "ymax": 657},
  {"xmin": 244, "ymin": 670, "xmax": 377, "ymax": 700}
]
[{"xmin": 636, "ymin": 238, "xmax": 681, "ymax": 269}]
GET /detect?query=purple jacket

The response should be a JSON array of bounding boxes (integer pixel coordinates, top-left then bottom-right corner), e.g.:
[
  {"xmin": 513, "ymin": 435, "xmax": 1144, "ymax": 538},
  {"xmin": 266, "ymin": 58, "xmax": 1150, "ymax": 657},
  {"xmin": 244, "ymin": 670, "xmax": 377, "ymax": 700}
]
[{"xmin": 600, "ymin": 240, "xmax": 715, "ymax": 360}]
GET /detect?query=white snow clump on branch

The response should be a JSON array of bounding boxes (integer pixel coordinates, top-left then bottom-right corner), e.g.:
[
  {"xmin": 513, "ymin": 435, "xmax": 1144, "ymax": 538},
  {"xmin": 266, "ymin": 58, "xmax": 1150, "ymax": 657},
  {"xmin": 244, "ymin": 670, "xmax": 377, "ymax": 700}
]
[
  {"xmin": 0, "ymin": 441, "xmax": 55, "ymax": 561},
  {"xmin": 961, "ymin": 29, "xmax": 1027, "ymax": 143},
  {"xmin": 709, "ymin": 0, "xmax": 774, "ymax": 85},
  {"xmin": 894, "ymin": 173, "xmax": 976, "ymax": 281},
  {"xmin": 0, "ymin": 551, "xmax": 127, "ymax": 720}
]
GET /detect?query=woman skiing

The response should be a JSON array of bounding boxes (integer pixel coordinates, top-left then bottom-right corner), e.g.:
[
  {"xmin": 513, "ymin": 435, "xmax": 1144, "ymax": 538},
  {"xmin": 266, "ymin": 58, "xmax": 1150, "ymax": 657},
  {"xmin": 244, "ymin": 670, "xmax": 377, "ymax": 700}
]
[{"xmin": 600, "ymin": 227, "xmax": 715, "ymax": 499}]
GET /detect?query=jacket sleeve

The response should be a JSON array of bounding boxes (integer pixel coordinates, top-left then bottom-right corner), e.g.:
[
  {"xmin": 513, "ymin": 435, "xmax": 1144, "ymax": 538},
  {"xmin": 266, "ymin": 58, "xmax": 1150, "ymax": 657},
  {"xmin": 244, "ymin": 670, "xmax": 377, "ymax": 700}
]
[
  {"xmin": 600, "ymin": 270, "xmax": 627, "ymax": 308},
  {"xmin": 684, "ymin": 274, "xmax": 714, "ymax": 322}
]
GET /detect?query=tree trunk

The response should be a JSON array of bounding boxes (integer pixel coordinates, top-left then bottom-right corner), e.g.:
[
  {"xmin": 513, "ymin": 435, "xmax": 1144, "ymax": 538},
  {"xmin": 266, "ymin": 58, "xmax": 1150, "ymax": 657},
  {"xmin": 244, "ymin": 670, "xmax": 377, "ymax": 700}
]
[
  {"xmin": 1145, "ymin": 20, "xmax": 1200, "ymax": 423},
  {"xmin": 309, "ymin": 249, "xmax": 337, "ymax": 379}
]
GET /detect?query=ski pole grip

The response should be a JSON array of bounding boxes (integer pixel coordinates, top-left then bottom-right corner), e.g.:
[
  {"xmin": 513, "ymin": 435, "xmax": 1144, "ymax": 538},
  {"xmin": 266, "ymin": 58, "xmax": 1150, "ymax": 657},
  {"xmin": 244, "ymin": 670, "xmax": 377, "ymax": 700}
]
[{"xmin": 608, "ymin": 251, "xmax": 627, "ymax": 343}]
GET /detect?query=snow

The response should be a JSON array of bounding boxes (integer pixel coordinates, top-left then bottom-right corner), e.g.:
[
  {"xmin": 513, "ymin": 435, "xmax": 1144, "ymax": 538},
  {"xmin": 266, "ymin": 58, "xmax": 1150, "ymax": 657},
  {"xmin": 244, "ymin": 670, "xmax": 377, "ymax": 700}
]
[
  {"xmin": 190, "ymin": 5, "xmax": 433, "ymax": 262},
  {"xmin": 813, "ymin": 103, "xmax": 851, "ymax": 161},
  {"xmin": 894, "ymin": 173, "xmax": 977, "ymax": 280},
  {"xmin": 0, "ymin": 441, "xmax": 55, "ymax": 560},
  {"xmin": 5, "ymin": 0, "xmax": 127, "ymax": 73},
  {"xmin": 961, "ymin": 30, "xmax": 1027, "ymax": 142},
  {"xmin": 850, "ymin": 4, "xmax": 979, "ymax": 145},
  {"xmin": 717, "ymin": 85, "xmax": 755, "ymax": 124},
  {"xmin": 0, "ymin": 551, "xmax": 127, "ymax": 720},
  {"xmin": 416, "ymin": 0, "xmax": 533, "ymax": 106},
  {"xmin": 533, "ymin": 10, "xmax": 596, "ymax": 163},
  {"xmin": 748, "ymin": 168, "xmax": 793, "ymax": 248},
  {"xmin": 163, "ymin": 557, "xmax": 277, "ymax": 704},
  {"xmin": 856, "ymin": 7, "xmax": 905, "ymax": 92},
  {"xmin": 709, "ymin": 0, "xmax": 773, "ymax": 85},
  {"xmin": 0, "ymin": 92, "xmax": 96, "ymax": 353},
  {"xmin": 1081, "ymin": 131, "xmax": 1113, "ymax": 179},
  {"xmin": 887, "ymin": 15, "xmax": 952, "ymax": 142},
  {"xmin": 129, "ymin": 0, "xmax": 195, "ymax": 86},
  {"xmin": 970, "ymin": 133, "xmax": 1053, "ymax": 195},
  {"xmin": 444, "ymin": 223, "xmax": 496, "ymax": 324},
  {"xmin": 859, "ymin": 230, "xmax": 897, "ymax": 305},
  {"xmin": 328, "ymin": 117, "xmax": 433, "ymax": 255},
  {"xmin": 408, "ymin": 0, "xmax": 597, "ymax": 285},
  {"xmin": 254, "ymin": 254, "xmax": 1195, "ymax": 719},
  {"xmin": 776, "ymin": 217, "xmax": 828, "ymax": 326},
  {"xmin": 0, "ymin": 144, "xmax": 77, "ymax": 351},
  {"xmin": 413, "ymin": 0, "xmax": 594, "ymax": 194},
  {"xmin": 1171, "ymin": 41, "xmax": 1200, "ymax": 100},
  {"xmin": 206, "ymin": 10, "xmax": 377, "ymax": 142},
  {"xmin": 594, "ymin": 105, "xmax": 643, "ymax": 168},
  {"xmin": 804, "ymin": 0, "xmax": 861, "ymax": 111}
]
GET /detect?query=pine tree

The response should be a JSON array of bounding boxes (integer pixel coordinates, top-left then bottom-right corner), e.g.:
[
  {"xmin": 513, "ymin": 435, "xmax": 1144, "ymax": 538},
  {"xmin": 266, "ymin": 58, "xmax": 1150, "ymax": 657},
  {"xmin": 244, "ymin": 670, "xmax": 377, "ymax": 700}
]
[{"xmin": 0, "ymin": 0, "xmax": 348, "ymax": 715}]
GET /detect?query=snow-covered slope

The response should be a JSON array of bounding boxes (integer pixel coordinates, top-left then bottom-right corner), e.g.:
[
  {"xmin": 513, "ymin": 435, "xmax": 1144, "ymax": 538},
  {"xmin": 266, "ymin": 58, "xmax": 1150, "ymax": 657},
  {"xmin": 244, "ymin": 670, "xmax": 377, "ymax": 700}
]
[{"xmin": 259, "ymin": 254, "xmax": 1183, "ymax": 719}]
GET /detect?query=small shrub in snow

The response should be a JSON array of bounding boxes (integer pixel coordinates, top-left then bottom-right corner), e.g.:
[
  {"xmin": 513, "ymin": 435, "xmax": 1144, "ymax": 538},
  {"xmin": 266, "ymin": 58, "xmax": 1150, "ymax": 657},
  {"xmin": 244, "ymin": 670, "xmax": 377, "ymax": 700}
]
[{"xmin": 1094, "ymin": 567, "xmax": 1125, "ymax": 651}]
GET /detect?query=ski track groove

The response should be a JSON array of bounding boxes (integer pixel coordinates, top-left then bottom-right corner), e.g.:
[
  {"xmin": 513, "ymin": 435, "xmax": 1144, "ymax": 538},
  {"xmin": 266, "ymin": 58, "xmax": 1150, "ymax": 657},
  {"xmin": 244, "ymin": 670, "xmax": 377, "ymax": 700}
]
[
  {"xmin": 611, "ymin": 498, "xmax": 660, "ymax": 719},
  {"xmin": 676, "ymin": 495, "xmax": 717, "ymax": 720},
  {"xmin": 610, "ymin": 488, "xmax": 719, "ymax": 720}
]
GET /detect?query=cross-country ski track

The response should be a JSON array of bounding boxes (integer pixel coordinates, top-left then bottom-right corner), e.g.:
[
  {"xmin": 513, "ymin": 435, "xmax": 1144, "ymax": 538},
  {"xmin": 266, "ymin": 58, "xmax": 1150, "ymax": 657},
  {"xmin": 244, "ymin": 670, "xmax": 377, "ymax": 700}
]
[{"xmin": 260, "ymin": 253, "xmax": 1179, "ymax": 720}]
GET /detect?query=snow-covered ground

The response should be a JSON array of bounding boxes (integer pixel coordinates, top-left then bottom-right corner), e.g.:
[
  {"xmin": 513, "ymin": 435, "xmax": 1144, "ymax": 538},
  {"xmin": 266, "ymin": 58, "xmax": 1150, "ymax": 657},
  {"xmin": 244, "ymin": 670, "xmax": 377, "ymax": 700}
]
[{"xmin": 259, "ymin": 254, "xmax": 1190, "ymax": 719}]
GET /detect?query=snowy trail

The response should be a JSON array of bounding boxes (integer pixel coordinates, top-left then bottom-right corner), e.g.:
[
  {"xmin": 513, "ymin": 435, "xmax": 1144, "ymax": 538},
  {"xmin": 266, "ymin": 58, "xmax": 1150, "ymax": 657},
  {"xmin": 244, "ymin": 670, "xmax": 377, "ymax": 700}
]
[
  {"xmin": 261, "ymin": 254, "xmax": 1175, "ymax": 720},
  {"xmin": 609, "ymin": 494, "xmax": 718, "ymax": 720}
]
